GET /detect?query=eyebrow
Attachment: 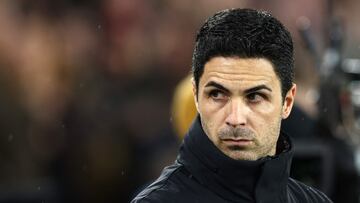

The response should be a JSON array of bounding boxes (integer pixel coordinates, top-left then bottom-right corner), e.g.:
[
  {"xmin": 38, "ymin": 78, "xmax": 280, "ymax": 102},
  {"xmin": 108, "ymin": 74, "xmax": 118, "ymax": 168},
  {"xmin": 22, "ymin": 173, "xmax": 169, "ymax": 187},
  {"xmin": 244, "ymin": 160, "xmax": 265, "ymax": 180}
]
[
  {"xmin": 204, "ymin": 81, "xmax": 272, "ymax": 94},
  {"xmin": 204, "ymin": 81, "xmax": 230, "ymax": 93},
  {"xmin": 244, "ymin": 85, "xmax": 272, "ymax": 94}
]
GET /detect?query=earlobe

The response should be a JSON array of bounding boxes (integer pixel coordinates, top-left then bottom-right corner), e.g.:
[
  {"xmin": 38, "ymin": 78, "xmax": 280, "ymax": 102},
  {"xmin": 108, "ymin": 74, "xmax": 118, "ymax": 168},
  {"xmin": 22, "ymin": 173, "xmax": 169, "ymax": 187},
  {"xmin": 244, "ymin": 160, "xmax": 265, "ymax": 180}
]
[{"xmin": 282, "ymin": 83, "xmax": 297, "ymax": 119}]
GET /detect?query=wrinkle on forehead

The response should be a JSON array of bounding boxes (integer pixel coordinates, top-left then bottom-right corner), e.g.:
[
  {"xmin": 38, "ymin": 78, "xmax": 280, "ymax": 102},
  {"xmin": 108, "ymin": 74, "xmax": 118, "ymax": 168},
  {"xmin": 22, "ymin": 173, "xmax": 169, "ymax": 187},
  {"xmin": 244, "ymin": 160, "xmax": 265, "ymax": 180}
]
[
  {"xmin": 200, "ymin": 57, "xmax": 279, "ymax": 89},
  {"xmin": 205, "ymin": 72, "xmax": 274, "ymax": 84},
  {"xmin": 204, "ymin": 57, "xmax": 276, "ymax": 76}
]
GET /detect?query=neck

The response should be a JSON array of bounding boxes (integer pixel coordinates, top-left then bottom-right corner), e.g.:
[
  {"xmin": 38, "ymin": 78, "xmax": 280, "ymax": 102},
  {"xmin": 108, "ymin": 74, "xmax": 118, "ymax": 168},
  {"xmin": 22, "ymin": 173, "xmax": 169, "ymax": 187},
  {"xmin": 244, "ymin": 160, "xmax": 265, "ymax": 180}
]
[{"xmin": 178, "ymin": 116, "xmax": 293, "ymax": 202}]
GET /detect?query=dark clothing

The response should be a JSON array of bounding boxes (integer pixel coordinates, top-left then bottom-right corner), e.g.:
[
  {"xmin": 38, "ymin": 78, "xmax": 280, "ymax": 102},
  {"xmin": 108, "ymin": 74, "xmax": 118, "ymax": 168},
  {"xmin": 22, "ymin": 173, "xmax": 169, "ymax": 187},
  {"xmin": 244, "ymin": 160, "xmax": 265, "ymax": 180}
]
[{"xmin": 132, "ymin": 117, "xmax": 332, "ymax": 203}]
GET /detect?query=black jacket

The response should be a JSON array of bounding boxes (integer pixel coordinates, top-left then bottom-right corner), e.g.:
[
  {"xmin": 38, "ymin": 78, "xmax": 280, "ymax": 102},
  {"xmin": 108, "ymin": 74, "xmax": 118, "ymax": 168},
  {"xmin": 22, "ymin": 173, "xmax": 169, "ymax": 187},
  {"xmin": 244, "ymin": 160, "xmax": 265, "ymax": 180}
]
[{"xmin": 132, "ymin": 117, "xmax": 333, "ymax": 203}]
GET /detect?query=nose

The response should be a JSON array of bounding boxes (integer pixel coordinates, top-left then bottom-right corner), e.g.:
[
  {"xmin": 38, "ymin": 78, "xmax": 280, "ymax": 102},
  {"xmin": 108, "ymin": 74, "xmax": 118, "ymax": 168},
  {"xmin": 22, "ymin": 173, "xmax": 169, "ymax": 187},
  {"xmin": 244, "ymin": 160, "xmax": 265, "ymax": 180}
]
[{"xmin": 225, "ymin": 98, "xmax": 249, "ymax": 128}]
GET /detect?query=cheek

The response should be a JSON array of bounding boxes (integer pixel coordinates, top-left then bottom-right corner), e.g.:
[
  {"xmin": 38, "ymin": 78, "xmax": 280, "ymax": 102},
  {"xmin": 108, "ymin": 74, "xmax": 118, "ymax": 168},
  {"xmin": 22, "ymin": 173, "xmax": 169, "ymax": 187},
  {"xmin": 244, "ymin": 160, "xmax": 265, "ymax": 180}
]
[
  {"xmin": 198, "ymin": 94, "xmax": 223, "ymax": 117},
  {"xmin": 198, "ymin": 100, "xmax": 225, "ymax": 135},
  {"xmin": 249, "ymin": 102, "xmax": 283, "ymax": 132},
  {"xmin": 199, "ymin": 105, "xmax": 216, "ymax": 130},
  {"xmin": 252, "ymin": 97, "xmax": 283, "ymax": 118},
  {"xmin": 252, "ymin": 109, "xmax": 282, "ymax": 142}
]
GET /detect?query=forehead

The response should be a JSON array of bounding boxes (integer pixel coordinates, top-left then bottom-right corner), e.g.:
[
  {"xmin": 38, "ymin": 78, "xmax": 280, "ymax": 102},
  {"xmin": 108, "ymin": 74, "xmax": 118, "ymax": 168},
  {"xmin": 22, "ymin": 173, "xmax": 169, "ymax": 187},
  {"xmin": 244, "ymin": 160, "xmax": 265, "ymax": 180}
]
[{"xmin": 200, "ymin": 57, "xmax": 280, "ymax": 89}]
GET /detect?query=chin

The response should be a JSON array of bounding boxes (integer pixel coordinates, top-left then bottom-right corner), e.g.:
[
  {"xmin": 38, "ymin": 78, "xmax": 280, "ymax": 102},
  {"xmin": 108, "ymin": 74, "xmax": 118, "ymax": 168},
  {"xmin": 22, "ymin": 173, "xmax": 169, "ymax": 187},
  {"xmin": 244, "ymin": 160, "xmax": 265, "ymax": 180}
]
[{"xmin": 225, "ymin": 151, "xmax": 259, "ymax": 161}]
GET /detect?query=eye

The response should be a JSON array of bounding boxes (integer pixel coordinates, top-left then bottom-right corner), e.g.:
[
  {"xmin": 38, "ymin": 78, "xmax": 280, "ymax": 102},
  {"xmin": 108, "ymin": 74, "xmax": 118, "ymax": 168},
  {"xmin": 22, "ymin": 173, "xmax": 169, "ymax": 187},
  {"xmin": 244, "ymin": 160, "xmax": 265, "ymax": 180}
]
[
  {"xmin": 247, "ymin": 92, "xmax": 266, "ymax": 103},
  {"xmin": 209, "ymin": 90, "xmax": 227, "ymax": 101}
]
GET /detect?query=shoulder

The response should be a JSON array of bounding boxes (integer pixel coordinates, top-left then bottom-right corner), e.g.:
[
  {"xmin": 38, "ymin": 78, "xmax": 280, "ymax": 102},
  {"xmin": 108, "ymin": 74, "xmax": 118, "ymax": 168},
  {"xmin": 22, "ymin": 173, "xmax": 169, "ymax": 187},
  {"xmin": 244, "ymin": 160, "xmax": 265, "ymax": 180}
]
[
  {"xmin": 287, "ymin": 178, "xmax": 333, "ymax": 203},
  {"xmin": 131, "ymin": 162, "xmax": 188, "ymax": 203}
]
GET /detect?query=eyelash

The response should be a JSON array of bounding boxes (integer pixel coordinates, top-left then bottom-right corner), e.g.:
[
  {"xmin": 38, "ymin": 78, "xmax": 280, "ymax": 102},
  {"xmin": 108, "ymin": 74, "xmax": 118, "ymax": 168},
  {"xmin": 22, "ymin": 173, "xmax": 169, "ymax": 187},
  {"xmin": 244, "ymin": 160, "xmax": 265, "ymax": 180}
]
[
  {"xmin": 246, "ymin": 92, "xmax": 267, "ymax": 102},
  {"xmin": 208, "ymin": 90, "xmax": 227, "ymax": 100},
  {"xmin": 207, "ymin": 90, "xmax": 268, "ymax": 103}
]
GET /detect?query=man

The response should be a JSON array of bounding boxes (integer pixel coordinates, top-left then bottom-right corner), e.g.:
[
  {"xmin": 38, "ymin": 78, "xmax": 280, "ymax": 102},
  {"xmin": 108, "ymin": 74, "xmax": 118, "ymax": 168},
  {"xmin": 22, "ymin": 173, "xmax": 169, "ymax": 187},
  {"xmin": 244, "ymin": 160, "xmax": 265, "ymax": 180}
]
[{"xmin": 132, "ymin": 8, "xmax": 333, "ymax": 202}]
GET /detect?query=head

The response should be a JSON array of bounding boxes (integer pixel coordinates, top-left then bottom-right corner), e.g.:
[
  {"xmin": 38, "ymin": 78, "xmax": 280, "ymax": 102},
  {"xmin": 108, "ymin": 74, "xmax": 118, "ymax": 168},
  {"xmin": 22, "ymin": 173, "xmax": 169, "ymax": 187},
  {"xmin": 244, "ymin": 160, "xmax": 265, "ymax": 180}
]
[{"xmin": 191, "ymin": 8, "xmax": 296, "ymax": 160}]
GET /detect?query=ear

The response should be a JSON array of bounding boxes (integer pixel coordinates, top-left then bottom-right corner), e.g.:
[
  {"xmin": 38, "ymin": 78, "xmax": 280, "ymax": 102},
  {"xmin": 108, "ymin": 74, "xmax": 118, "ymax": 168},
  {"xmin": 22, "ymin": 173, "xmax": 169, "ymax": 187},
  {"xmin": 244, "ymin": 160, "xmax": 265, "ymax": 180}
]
[
  {"xmin": 191, "ymin": 77, "xmax": 200, "ymax": 113},
  {"xmin": 282, "ymin": 83, "xmax": 297, "ymax": 119}
]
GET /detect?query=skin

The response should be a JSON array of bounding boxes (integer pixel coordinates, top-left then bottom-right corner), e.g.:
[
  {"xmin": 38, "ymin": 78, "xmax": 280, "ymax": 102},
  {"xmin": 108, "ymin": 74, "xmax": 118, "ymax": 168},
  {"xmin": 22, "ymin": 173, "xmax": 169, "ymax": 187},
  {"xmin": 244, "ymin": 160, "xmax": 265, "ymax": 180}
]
[{"xmin": 193, "ymin": 56, "xmax": 296, "ymax": 161}]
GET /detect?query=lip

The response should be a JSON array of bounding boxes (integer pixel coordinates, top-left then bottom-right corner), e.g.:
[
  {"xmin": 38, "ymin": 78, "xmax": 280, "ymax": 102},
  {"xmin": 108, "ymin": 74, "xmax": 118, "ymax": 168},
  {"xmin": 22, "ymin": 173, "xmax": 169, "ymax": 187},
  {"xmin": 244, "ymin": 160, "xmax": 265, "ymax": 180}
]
[{"xmin": 221, "ymin": 139, "xmax": 253, "ymax": 147}]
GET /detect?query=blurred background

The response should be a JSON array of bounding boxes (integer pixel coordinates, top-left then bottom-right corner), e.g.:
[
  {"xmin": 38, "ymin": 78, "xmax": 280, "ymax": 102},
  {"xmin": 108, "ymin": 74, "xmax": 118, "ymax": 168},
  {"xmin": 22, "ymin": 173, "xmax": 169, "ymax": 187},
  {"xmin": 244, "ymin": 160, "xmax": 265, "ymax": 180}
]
[{"xmin": 1, "ymin": 0, "xmax": 360, "ymax": 202}]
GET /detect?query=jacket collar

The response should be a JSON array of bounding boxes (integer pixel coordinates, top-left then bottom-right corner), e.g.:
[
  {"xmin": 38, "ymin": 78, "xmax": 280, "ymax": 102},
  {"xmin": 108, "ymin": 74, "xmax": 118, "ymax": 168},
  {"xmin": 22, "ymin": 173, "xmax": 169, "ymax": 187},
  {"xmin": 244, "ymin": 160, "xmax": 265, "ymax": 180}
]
[{"xmin": 178, "ymin": 116, "xmax": 293, "ymax": 203}]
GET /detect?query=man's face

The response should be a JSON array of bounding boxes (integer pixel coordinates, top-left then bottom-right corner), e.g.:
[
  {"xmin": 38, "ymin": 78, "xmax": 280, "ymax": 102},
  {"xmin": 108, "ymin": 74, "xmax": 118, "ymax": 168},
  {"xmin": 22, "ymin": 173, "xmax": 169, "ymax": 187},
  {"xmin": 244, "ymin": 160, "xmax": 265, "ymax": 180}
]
[{"xmin": 193, "ymin": 57, "xmax": 296, "ymax": 161}]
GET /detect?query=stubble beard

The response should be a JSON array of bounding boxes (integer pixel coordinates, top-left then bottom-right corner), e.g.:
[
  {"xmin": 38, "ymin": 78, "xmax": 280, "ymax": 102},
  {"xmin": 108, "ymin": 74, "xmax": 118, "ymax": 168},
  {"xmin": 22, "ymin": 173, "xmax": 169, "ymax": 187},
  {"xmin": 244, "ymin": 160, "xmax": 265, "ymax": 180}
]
[{"xmin": 201, "ymin": 116, "xmax": 282, "ymax": 161}]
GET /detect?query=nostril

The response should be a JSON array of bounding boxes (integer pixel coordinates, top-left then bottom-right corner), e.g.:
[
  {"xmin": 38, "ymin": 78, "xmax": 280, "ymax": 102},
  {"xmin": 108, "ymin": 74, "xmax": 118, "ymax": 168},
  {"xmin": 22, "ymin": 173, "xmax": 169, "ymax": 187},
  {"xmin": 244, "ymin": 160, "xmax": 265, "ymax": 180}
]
[
  {"xmin": 226, "ymin": 122, "xmax": 238, "ymax": 128},
  {"xmin": 226, "ymin": 121, "xmax": 245, "ymax": 128}
]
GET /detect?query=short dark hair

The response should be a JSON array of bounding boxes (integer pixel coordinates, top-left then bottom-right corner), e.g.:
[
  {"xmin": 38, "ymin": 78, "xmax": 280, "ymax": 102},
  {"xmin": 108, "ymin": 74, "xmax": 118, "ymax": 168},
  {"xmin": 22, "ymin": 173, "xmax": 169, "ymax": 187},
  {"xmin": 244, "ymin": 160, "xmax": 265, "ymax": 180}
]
[{"xmin": 192, "ymin": 8, "xmax": 294, "ymax": 99}]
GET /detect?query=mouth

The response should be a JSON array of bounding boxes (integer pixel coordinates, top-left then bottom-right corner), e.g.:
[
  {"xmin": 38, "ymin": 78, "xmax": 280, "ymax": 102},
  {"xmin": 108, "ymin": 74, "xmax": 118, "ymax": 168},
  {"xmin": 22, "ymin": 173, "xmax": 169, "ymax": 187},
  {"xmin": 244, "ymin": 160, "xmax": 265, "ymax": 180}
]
[{"xmin": 221, "ymin": 138, "xmax": 253, "ymax": 147}]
